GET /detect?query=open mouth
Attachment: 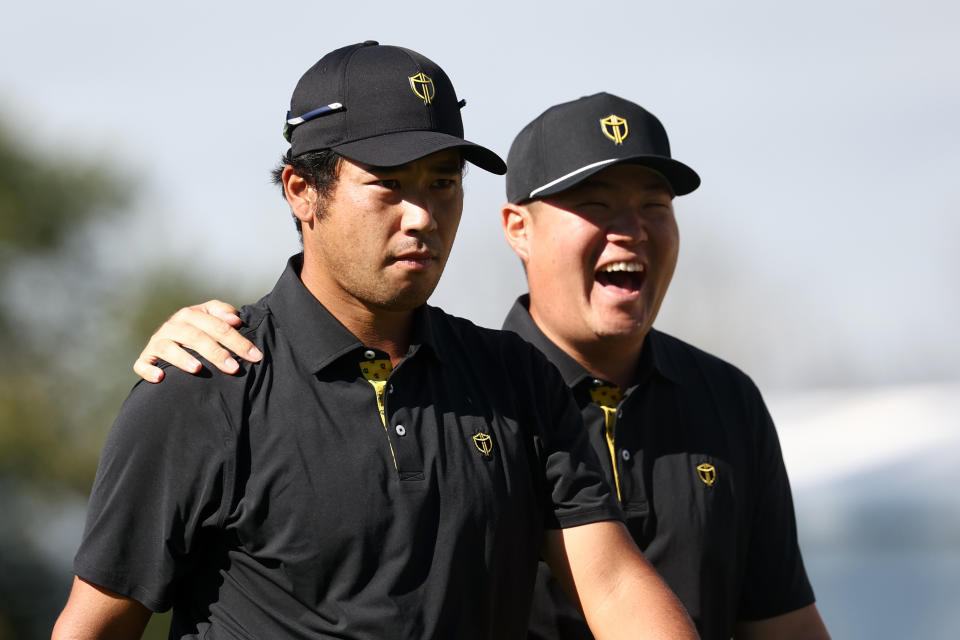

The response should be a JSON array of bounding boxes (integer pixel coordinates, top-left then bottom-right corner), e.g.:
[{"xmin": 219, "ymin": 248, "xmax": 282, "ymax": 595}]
[{"xmin": 595, "ymin": 261, "xmax": 645, "ymax": 292}]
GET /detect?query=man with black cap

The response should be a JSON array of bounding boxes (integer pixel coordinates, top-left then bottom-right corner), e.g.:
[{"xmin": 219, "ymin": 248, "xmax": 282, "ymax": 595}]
[
  {"xmin": 498, "ymin": 93, "xmax": 830, "ymax": 639},
  {"xmin": 137, "ymin": 91, "xmax": 829, "ymax": 639},
  {"xmin": 52, "ymin": 45, "xmax": 696, "ymax": 639}
]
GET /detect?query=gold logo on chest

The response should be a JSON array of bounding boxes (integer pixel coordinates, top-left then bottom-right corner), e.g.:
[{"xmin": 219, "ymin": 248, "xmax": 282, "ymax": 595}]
[
  {"xmin": 696, "ymin": 462, "xmax": 717, "ymax": 486},
  {"xmin": 473, "ymin": 432, "xmax": 493, "ymax": 457}
]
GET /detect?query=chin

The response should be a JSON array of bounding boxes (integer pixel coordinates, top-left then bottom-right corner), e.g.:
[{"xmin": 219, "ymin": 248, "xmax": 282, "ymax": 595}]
[
  {"xmin": 380, "ymin": 287, "xmax": 437, "ymax": 311},
  {"xmin": 592, "ymin": 314, "xmax": 649, "ymax": 341}
]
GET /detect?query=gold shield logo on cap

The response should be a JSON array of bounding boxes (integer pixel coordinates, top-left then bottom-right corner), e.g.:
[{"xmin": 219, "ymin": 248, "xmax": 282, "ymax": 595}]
[
  {"xmin": 409, "ymin": 72, "xmax": 436, "ymax": 105},
  {"xmin": 600, "ymin": 114, "xmax": 629, "ymax": 145},
  {"xmin": 696, "ymin": 462, "xmax": 717, "ymax": 486},
  {"xmin": 473, "ymin": 432, "xmax": 493, "ymax": 457}
]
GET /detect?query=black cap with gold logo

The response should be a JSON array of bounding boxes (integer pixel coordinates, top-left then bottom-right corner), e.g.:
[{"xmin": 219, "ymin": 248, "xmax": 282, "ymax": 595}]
[
  {"xmin": 284, "ymin": 41, "xmax": 505, "ymax": 175},
  {"xmin": 506, "ymin": 92, "xmax": 699, "ymax": 202}
]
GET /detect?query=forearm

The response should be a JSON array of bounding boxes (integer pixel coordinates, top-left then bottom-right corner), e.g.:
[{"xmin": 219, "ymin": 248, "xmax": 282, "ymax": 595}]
[
  {"xmin": 51, "ymin": 576, "xmax": 151, "ymax": 640},
  {"xmin": 545, "ymin": 522, "xmax": 698, "ymax": 640},
  {"xmin": 579, "ymin": 550, "xmax": 697, "ymax": 640}
]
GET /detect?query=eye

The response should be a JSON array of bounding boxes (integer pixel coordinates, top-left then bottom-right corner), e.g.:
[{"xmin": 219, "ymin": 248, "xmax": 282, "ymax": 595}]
[
  {"xmin": 576, "ymin": 200, "xmax": 611, "ymax": 211},
  {"xmin": 432, "ymin": 178, "xmax": 459, "ymax": 189},
  {"xmin": 644, "ymin": 200, "xmax": 673, "ymax": 213},
  {"xmin": 376, "ymin": 179, "xmax": 400, "ymax": 190}
]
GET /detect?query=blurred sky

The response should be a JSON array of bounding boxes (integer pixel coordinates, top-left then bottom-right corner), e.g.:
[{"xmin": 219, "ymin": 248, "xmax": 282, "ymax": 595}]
[{"xmin": 2, "ymin": 0, "xmax": 958, "ymax": 391}]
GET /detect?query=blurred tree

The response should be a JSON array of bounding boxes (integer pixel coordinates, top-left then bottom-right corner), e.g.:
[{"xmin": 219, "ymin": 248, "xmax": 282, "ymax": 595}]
[{"xmin": 0, "ymin": 118, "xmax": 245, "ymax": 639}]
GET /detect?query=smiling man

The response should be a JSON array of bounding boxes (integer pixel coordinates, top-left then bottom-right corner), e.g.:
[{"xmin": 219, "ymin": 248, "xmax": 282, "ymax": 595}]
[
  {"xmin": 498, "ymin": 94, "xmax": 829, "ymax": 640},
  {"xmin": 52, "ymin": 45, "xmax": 696, "ymax": 640},
  {"xmin": 136, "ymin": 91, "xmax": 830, "ymax": 639}
]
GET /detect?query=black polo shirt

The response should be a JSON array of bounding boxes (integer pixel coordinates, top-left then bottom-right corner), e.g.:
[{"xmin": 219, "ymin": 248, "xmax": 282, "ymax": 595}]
[
  {"xmin": 504, "ymin": 296, "xmax": 815, "ymax": 640},
  {"xmin": 74, "ymin": 257, "xmax": 620, "ymax": 639}
]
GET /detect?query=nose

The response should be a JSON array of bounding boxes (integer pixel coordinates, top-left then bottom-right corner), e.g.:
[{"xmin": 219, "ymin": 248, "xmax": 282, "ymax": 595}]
[
  {"xmin": 400, "ymin": 198, "xmax": 437, "ymax": 235},
  {"xmin": 607, "ymin": 208, "xmax": 648, "ymax": 245}
]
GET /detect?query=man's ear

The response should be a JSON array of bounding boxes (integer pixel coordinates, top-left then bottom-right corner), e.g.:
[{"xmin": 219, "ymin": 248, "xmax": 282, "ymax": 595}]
[
  {"xmin": 501, "ymin": 202, "xmax": 532, "ymax": 263},
  {"xmin": 282, "ymin": 165, "xmax": 318, "ymax": 224}
]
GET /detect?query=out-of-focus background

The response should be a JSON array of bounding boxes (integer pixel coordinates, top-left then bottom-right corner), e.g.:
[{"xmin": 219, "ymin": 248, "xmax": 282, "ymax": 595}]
[{"xmin": 1, "ymin": 1, "xmax": 958, "ymax": 638}]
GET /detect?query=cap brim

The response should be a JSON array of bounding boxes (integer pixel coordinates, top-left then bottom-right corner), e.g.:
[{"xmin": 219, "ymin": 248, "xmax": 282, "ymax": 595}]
[
  {"xmin": 333, "ymin": 130, "xmax": 506, "ymax": 175},
  {"xmin": 529, "ymin": 155, "xmax": 700, "ymax": 200}
]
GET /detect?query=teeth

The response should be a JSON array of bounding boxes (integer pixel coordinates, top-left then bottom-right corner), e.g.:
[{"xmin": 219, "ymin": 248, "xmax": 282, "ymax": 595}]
[{"xmin": 600, "ymin": 261, "xmax": 644, "ymax": 273}]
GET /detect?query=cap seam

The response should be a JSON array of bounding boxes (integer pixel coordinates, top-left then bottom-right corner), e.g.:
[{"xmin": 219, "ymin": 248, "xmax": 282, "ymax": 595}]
[
  {"xmin": 528, "ymin": 158, "xmax": 621, "ymax": 199},
  {"xmin": 340, "ymin": 45, "xmax": 367, "ymax": 144}
]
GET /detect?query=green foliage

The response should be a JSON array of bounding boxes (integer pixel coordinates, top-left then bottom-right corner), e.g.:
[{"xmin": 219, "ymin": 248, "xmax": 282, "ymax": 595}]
[
  {"xmin": 0, "ymin": 124, "xmax": 127, "ymax": 262},
  {"xmin": 0, "ymin": 113, "xmax": 245, "ymax": 638}
]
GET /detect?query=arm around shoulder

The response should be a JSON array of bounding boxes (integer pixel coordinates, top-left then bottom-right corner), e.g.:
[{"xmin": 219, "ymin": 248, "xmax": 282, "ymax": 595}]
[
  {"xmin": 52, "ymin": 576, "xmax": 151, "ymax": 640},
  {"xmin": 543, "ymin": 520, "xmax": 698, "ymax": 640}
]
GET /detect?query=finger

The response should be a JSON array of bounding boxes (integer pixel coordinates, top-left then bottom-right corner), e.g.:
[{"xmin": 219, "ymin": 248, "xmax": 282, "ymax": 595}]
[
  {"xmin": 149, "ymin": 322, "xmax": 239, "ymax": 374},
  {"xmin": 198, "ymin": 299, "xmax": 242, "ymax": 327},
  {"xmin": 132, "ymin": 355, "xmax": 166, "ymax": 383},
  {"xmin": 133, "ymin": 338, "xmax": 206, "ymax": 381},
  {"xmin": 173, "ymin": 307, "xmax": 263, "ymax": 363}
]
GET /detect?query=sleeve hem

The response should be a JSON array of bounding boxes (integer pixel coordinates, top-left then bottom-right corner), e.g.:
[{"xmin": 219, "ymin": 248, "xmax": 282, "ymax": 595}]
[
  {"xmin": 73, "ymin": 562, "xmax": 169, "ymax": 613},
  {"xmin": 553, "ymin": 504, "xmax": 624, "ymax": 529}
]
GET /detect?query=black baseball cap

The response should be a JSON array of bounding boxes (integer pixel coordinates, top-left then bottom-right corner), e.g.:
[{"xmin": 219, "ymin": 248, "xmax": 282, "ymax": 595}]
[
  {"xmin": 284, "ymin": 41, "xmax": 506, "ymax": 175},
  {"xmin": 506, "ymin": 92, "xmax": 699, "ymax": 203}
]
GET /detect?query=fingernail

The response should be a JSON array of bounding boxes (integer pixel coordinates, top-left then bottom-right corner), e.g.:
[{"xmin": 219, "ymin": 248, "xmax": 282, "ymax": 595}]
[
  {"xmin": 248, "ymin": 346, "xmax": 263, "ymax": 360},
  {"xmin": 189, "ymin": 358, "xmax": 202, "ymax": 371},
  {"xmin": 225, "ymin": 357, "xmax": 239, "ymax": 372}
]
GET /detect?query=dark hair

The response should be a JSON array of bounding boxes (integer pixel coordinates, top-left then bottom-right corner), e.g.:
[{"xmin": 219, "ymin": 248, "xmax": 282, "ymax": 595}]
[{"xmin": 272, "ymin": 148, "xmax": 342, "ymax": 238}]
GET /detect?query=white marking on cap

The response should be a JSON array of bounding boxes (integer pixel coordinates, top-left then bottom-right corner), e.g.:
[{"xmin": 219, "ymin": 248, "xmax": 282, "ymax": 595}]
[{"xmin": 528, "ymin": 158, "xmax": 622, "ymax": 199}]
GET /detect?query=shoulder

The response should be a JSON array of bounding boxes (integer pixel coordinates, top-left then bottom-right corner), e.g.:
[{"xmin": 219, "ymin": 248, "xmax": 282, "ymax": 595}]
[
  {"xmin": 428, "ymin": 305, "xmax": 545, "ymax": 361},
  {"xmin": 651, "ymin": 328, "xmax": 761, "ymax": 395},
  {"xmin": 426, "ymin": 306, "xmax": 567, "ymax": 396},
  {"xmin": 125, "ymin": 299, "xmax": 275, "ymax": 443},
  {"xmin": 431, "ymin": 308, "xmax": 566, "ymax": 384},
  {"xmin": 237, "ymin": 293, "xmax": 273, "ymax": 345},
  {"xmin": 649, "ymin": 329, "xmax": 777, "ymax": 443},
  {"xmin": 113, "ymin": 367, "xmax": 244, "ymax": 456}
]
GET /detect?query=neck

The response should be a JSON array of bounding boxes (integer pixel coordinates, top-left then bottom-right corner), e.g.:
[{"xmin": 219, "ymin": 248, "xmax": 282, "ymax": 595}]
[
  {"xmin": 344, "ymin": 309, "xmax": 414, "ymax": 365},
  {"xmin": 300, "ymin": 261, "xmax": 414, "ymax": 365},
  {"xmin": 573, "ymin": 337, "xmax": 646, "ymax": 390},
  {"xmin": 534, "ymin": 318, "xmax": 647, "ymax": 390}
]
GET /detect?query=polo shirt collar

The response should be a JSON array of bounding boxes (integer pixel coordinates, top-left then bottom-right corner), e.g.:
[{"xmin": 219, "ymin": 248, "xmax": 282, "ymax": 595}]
[
  {"xmin": 643, "ymin": 328, "xmax": 682, "ymax": 385},
  {"xmin": 266, "ymin": 254, "xmax": 442, "ymax": 373},
  {"xmin": 501, "ymin": 295, "xmax": 679, "ymax": 388}
]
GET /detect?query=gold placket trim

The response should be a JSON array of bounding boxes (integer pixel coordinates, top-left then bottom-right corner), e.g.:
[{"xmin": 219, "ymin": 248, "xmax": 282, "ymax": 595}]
[
  {"xmin": 589, "ymin": 385, "xmax": 623, "ymax": 502},
  {"xmin": 360, "ymin": 357, "xmax": 398, "ymax": 470}
]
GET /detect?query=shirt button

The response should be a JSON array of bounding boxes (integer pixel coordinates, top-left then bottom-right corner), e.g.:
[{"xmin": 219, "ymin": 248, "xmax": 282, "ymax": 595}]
[
  {"xmin": 621, "ymin": 449, "xmax": 631, "ymax": 461},
  {"xmin": 592, "ymin": 378, "xmax": 603, "ymax": 386},
  {"xmin": 395, "ymin": 424, "xmax": 407, "ymax": 437},
  {"xmin": 388, "ymin": 384, "xmax": 394, "ymax": 394},
  {"xmin": 363, "ymin": 349, "xmax": 376, "ymax": 359}
]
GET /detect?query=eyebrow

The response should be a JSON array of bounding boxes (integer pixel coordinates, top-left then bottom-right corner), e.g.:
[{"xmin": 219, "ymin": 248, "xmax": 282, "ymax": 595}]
[{"xmin": 429, "ymin": 162, "xmax": 463, "ymax": 174}]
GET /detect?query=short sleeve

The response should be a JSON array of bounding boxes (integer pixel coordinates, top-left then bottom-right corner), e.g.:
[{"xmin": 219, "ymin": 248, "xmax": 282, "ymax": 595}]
[
  {"xmin": 73, "ymin": 370, "xmax": 237, "ymax": 611},
  {"xmin": 514, "ymin": 339, "xmax": 622, "ymax": 530},
  {"xmin": 737, "ymin": 391, "xmax": 815, "ymax": 620}
]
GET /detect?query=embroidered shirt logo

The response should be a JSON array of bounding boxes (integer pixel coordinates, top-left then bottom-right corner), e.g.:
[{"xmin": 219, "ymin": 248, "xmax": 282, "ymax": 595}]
[
  {"xmin": 409, "ymin": 72, "xmax": 436, "ymax": 105},
  {"xmin": 696, "ymin": 462, "xmax": 717, "ymax": 486},
  {"xmin": 600, "ymin": 114, "xmax": 629, "ymax": 145},
  {"xmin": 473, "ymin": 432, "xmax": 493, "ymax": 457}
]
